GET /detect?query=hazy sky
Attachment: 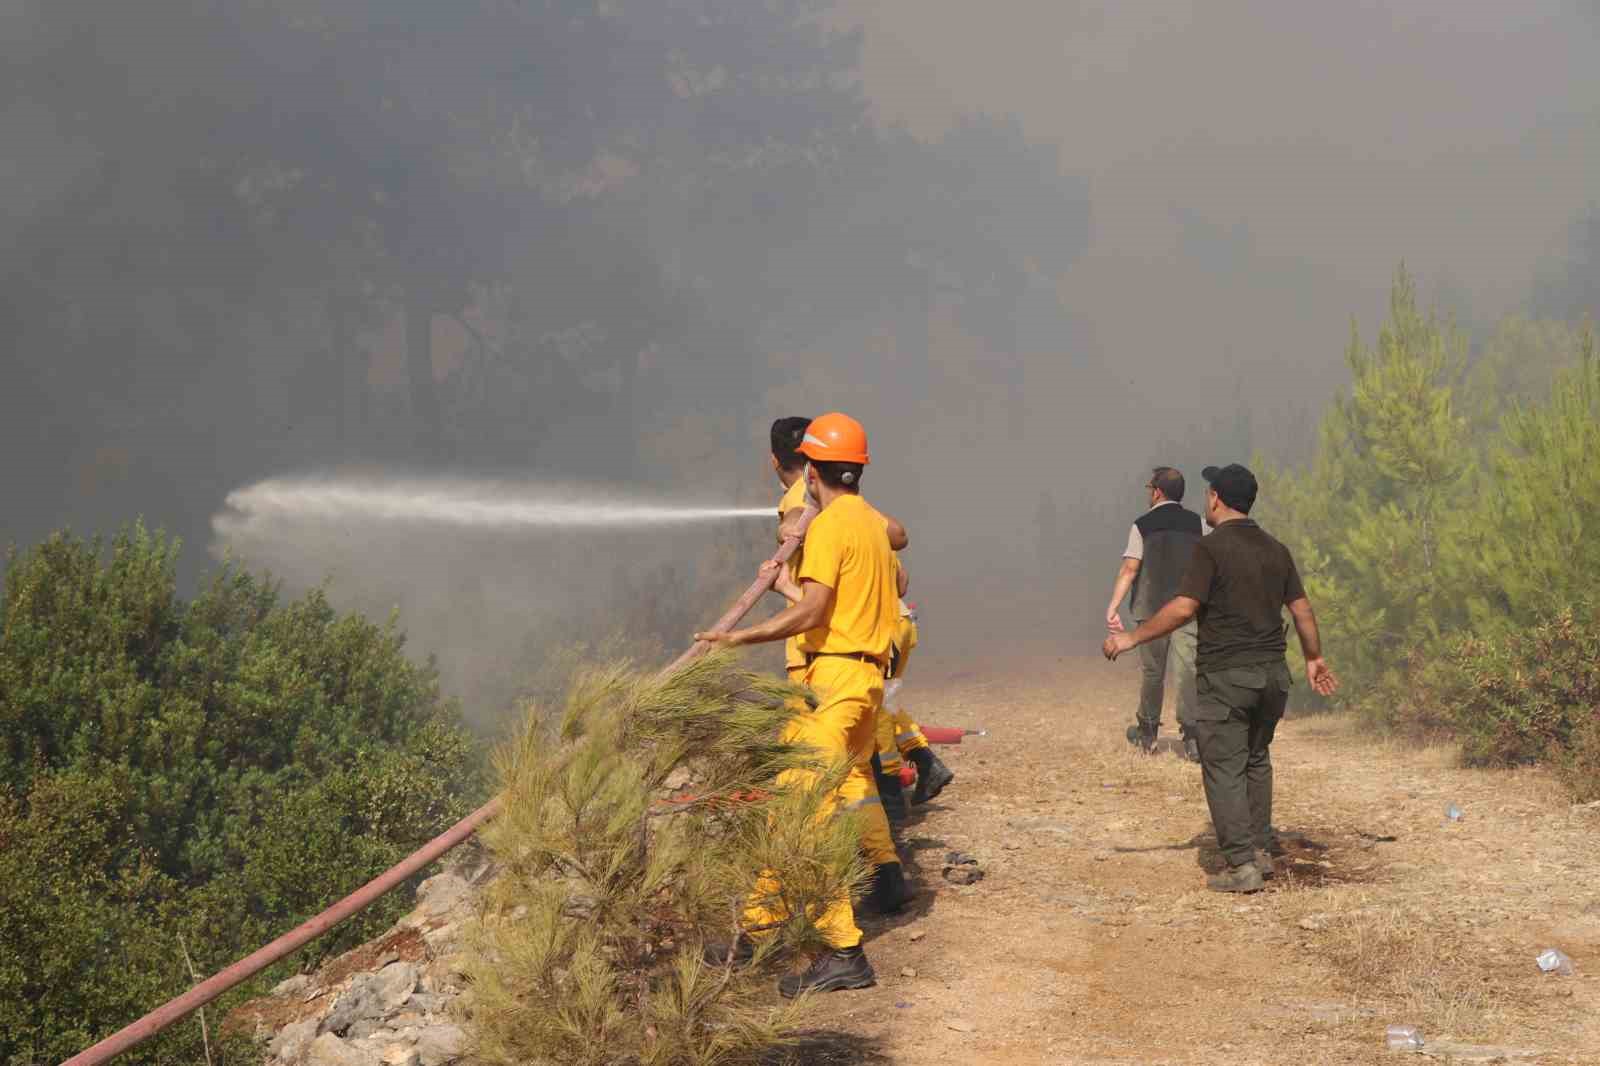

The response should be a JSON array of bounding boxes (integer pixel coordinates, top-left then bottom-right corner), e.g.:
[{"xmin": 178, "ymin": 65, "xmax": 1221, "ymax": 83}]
[{"xmin": 854, "ymin": 0, "xmax": 1599, "ymax": 311}]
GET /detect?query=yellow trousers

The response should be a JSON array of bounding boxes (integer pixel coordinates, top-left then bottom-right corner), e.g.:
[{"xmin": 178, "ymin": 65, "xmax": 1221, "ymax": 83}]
[
  {"xmin": 756, "ymin": 657, "xmax": 892, "ymax": 948},
  {"xmin": 789, "ymin": 663, "xmax": 899, "ymax": 868}
]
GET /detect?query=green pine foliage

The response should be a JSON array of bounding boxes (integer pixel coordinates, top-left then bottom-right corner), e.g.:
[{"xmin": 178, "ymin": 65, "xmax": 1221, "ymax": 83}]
[
  {"xmin": 1452, "ymin": 331, "xmax": 1600, "ymax": 629},
  {"xmin": 461, "ymin": 653, "xmax": 867, "ymax": 1066},
  {"xmin": 0, "ymin": 524, "xmax": 482, "ymax": 1065},
  {"xmin": 1259, "ymin": 266, "xmax": 1599, "ymax": 785},
  {"xmin": 1255, "ymin": 266, "xmax": 1472, "ymax": 692}
]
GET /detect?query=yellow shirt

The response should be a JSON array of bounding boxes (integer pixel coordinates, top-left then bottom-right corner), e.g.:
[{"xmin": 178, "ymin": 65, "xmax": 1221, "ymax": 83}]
[
  {"xmin": 778, "ymin": 477, "xmax": 809, "ymax": 521},
  {"xmin": 796, "ymin": 494, "xmax": 899, "ymax": 659},
  {"xmin": 778, "ymin": 478, "xmax": 810, "ymax": 670}
]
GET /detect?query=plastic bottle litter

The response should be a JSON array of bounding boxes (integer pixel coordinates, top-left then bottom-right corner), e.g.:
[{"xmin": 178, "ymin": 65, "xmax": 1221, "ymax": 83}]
[
  {"xmin": 1536, "ymin": 948, "xmax": 1575, "ymax": 975},
  {"xmin": 884, "ymin": 678, "xmax": 904, "ymax": 702},
  {"xmin": 1444, "ymin": 803, "xmax": 1464, "ymax": 822},
  {"xmin": 1385, "ymin": 1024, "xmax": 1424, "ymax": 1051}
]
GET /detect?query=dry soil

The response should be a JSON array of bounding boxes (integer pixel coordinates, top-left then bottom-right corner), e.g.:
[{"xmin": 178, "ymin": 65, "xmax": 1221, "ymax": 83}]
[{"xmin": 804, "ymin": 656, "xmax": 1600, "ymax": 1065}]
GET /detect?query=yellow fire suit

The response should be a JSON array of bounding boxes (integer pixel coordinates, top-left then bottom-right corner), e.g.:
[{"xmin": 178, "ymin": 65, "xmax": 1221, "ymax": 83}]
[{"xmin": 746, "ymin": 494, "xmax": 899, "ymax": 949}]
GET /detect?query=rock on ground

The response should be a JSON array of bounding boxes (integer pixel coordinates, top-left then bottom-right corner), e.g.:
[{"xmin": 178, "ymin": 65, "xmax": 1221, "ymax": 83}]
[{"xmin": 225, "ymin": 860, "xmax": 489, "ymax": 1065}]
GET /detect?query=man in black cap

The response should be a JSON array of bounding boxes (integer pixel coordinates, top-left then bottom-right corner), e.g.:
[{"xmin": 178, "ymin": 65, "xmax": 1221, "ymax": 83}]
[
  {"xmin": 1101, "ymin": 463, "xmax": 1338, "ymax": 893},
  {"xmin": 1104, "ymin": 466, "xmax": 1203, "ymax": 759}
]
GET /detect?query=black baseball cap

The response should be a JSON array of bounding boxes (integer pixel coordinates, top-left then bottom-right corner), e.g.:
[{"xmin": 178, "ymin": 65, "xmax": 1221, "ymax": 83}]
[{"xmin": 1201, "ymin": 463, "xmax": 1258, "ymax": 513}]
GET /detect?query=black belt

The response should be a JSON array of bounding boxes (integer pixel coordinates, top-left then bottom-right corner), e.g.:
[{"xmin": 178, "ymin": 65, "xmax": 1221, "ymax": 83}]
[{"xmin": 804, "ymin": 651, "xmax": 887, "ymax": 672}]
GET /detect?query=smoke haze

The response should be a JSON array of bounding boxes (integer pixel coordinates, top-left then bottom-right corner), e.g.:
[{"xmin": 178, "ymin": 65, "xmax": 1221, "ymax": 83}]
[{"xmin": 3, "ymin": 1, "xmax": 1597, "ymax": 715}]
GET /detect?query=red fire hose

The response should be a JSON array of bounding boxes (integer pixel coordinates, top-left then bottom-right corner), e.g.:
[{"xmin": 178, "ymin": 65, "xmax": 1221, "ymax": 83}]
[
  {"xmin": 59, "ymin": 503, "xmax": 980, "ymax": 1065},
  {"xmin": 59, "ymin": 798, "xmax": 502, "ymax": 1066}
]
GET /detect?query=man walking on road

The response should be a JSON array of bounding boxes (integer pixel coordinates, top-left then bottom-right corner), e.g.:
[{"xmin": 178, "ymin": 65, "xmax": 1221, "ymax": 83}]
[
  {"xmin": 1102, "ymin": 464, "xmax": 1338, "ymax": 893},
  {"xmin": 1105, "ymin": 467, "xmax": 1203, "ymax": 759}
]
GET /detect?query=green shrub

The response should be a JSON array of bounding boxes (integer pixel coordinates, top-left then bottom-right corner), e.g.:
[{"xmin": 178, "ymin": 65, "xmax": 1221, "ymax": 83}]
[
  {"xmin": 1381, "ymin": 602, "xmax": 1600, "ymax": 799},
  {"xmin": 0, "ymin": 524, "xmax": 483, "ymax": 1065}
]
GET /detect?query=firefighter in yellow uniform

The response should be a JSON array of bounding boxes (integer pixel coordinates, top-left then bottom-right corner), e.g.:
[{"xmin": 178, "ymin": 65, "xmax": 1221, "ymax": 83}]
[
  {"xmin": 700, "ymin": 412, "xmax": 896, "ymax": 997},
  {"xmin": 767, "ymin": 417, "xmax": 911, "ymax": 915},
  {"xmin": 770, "ymin": 417, "xmax": 813, "ymax": 685}
]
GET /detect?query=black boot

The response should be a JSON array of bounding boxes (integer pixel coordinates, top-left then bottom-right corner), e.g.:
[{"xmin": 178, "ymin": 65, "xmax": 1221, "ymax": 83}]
[
  {"xmin": 872, "ymin": 753, "xmax": 908, "ymax": 822},
  {"xmin": 908, "ymin": 747, "xmax": 955, "ymax": 805},
  {"xmin": 777, "ymin": 946, "xmax": 876, "ymax": 998},
  {"xmin": 861, "ymin": 861, "xmax": 915, "ymax": 916},
  {"xmin": 879, "ymin": 772, "xmax": 908, "ymax": 823},
  {"xmin": 1127, "ymin": 722, "xmax": 1158, "ymax": 754}
]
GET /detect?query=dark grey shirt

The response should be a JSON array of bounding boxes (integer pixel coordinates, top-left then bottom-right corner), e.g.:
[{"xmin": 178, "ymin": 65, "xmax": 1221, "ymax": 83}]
[{"xmin": 1176, "ymin": 518, "xmax": 1306, "ymax": 672}]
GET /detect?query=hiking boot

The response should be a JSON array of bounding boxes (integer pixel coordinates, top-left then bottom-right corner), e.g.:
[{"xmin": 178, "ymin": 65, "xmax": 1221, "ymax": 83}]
[
  {"xmin": 777, "ymin": 946, "xmax": 876, "ymax": 998},
  {"xmin": 702, "ymin": 936, "xmax": 755, "ymax": 968},
  {"xmin": 908, "ymin": 748, "xmax": 955, "ymax": 805},
  {"xmin": 1206, "ymin": 862, "xmax": 1265, "ymax": 894},
  {"xmin": 861, "ymin": 861, "xmax": 915, "ymax": 916},
  {"xmin": 1126, "ymin": 722, "xmax": 1158, "ymax": 754}
]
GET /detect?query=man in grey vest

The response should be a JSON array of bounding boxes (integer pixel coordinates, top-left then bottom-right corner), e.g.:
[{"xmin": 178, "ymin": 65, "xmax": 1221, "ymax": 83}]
[{"xmin": 1105, "ymin": 467, "xmax": 1203, "ymax": 758}]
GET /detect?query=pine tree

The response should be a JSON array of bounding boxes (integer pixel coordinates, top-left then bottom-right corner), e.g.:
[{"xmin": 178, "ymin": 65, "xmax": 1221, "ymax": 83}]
[
  {"xmin": 460, "ymin": 653, "xmax": 867, "ymax": 1066},
  {"xmin": 1255, "ymin": 266, "xmax": 1471, "ymax": 691},
  {"xmin": 1449, "ymin": 324, "xmax": 1600, "ymax": 629}
]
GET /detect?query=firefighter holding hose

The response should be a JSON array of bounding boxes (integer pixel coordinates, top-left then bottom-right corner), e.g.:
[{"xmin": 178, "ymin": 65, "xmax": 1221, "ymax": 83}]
[
  {"xmin": 699, "ymin": 412, "xmax": 898, "ymax": 996},
  {"xmin": 767, "ymin": 416, "xmax": 919, "ymax": 917}
]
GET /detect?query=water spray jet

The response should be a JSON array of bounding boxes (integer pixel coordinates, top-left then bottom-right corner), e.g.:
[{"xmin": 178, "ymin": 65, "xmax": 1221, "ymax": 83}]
[{"xmin": 211, "ymin": 474, "xmax": 771, "ymax": 543}]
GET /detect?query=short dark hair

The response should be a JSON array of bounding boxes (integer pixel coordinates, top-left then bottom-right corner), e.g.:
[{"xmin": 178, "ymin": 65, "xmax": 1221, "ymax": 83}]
[
  {"xmin": 812, "ymin": 460, "xmax": 864, "ymax": 490},
  {"xmin": 770, "ymin": 416, "xmax": 811, "ymax": 472},
  {"xmin": 1151, "ymin": 466, "xmax": 1185, "ymax": 502}
]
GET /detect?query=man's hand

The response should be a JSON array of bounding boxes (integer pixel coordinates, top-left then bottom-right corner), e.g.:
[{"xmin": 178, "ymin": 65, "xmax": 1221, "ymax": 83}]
[
  {"xmin": 1305, "ymin": 657, "xmax": 1339, "ymax": 697},
  {"xmin": 1102, "ymin": 632, "xmax": 1136, "ymax": 661},
  {"xmin": 777, "ymin": 511, "xmax": 806, "ymax": 544},
  {"xmin": 774, "ymin": 568, "xmax": 802, "ymax": 603},
  {"xmin": 695, "ymin": 628, "xmax": 745, "ymax": 646},
  {"xmin": 759, "ymin": 560, "xmax": 801, "ymax": 602},
  {"xmin": 1105, "ymin": 604, "xmax": 1125, "ymax": 632}
]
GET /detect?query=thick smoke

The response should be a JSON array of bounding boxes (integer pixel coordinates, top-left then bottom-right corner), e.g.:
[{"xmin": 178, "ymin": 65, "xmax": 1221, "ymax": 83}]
[{"xmin": 3, "ymin": 1, "xmax": 1597, "ymax": 717}]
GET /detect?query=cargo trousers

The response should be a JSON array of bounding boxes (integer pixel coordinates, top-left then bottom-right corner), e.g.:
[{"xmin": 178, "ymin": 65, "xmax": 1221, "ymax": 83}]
[
  {"xmin": 789, "ymin": 662, "xmax": 901, "ymax": 869},
  {"xmin": 1190, "ymin": 660, "xmax": 1292, "ymax": 869},
  {"xmin": 753, "ymin": 656, "xmax": 890, "ymax": 948},
  {"xmin": 1135, "ymin": 618, "xmax": 1198, "ymax": 738}
]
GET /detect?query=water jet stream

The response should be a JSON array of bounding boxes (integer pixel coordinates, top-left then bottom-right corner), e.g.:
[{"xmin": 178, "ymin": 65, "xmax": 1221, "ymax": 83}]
[{"xmin": 212, "ymin": 475, "xmax": 771, "ymax": 540}]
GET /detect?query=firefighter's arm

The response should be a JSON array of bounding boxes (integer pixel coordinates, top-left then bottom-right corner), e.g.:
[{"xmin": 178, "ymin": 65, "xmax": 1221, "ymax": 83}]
[
  {"xmin": 880, "ymin": 512, "xmax": 909, "ymax": 551},
  {"xmin": 761, "ymin": 560, "xmax": 804, "ymax": 604},
  {"xmin": 698, "ymin": 580, "xmax": 833, "ymax": 646},
  {"xmin": 778, "ymin": 506, "xmax": 807, "ymax": 544}
]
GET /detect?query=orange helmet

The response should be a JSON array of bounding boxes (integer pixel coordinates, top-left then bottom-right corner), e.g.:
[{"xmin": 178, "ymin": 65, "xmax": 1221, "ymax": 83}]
[{"xmin": 799, "ymin": 412, "xmax": 870, "ymax": 464}]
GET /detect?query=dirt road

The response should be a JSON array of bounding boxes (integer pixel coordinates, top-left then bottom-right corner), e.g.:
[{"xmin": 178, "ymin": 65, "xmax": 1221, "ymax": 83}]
[{"xmin": 819, "ymin": 657, "xmax": 1600, "ymax": 1065}]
